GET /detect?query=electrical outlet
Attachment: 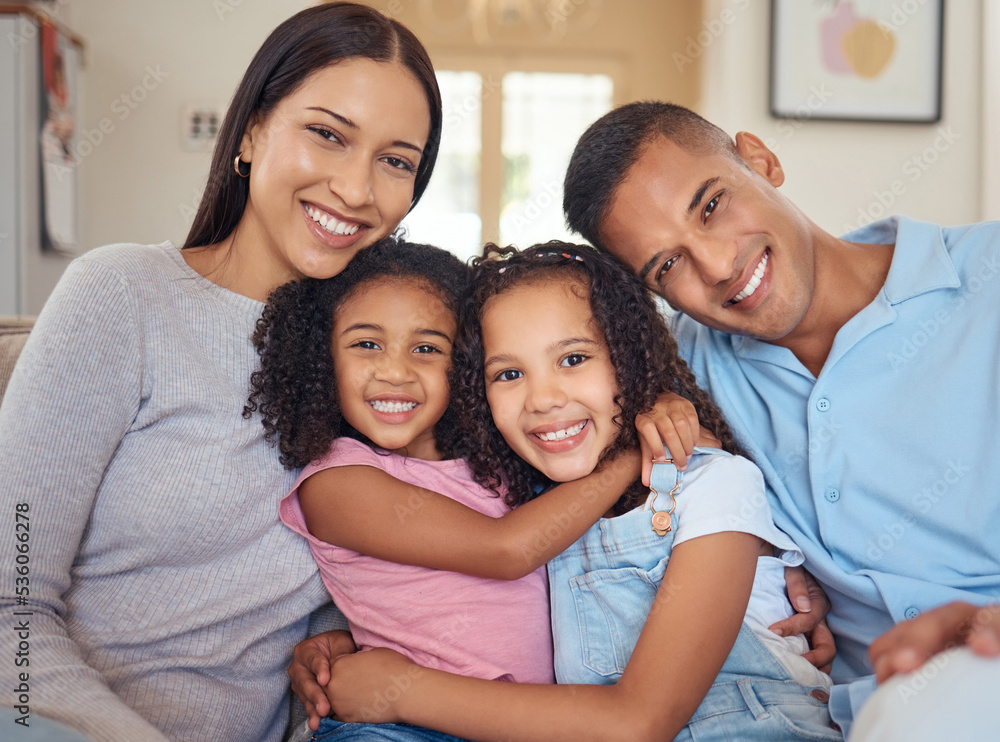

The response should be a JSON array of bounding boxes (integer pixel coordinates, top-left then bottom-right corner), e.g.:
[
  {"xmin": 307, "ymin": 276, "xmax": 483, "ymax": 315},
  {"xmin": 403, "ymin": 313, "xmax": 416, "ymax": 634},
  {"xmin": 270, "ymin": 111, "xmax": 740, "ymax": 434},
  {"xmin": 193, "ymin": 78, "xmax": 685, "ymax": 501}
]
[{"xmin": 181, "ymin": 102, "xmax": 223, "ymax": 152}]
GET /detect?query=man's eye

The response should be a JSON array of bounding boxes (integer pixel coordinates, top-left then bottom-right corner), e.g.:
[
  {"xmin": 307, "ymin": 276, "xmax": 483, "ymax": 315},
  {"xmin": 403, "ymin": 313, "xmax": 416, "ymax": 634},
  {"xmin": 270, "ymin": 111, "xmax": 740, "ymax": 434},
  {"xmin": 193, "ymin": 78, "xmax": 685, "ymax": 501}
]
[
  {"xmin": 656, "ymin": 256, "xmax": 679, "ymax": 283},
  {"xmin": 704, "ymin": 193, "xmax": 722, "ymax": 219}
]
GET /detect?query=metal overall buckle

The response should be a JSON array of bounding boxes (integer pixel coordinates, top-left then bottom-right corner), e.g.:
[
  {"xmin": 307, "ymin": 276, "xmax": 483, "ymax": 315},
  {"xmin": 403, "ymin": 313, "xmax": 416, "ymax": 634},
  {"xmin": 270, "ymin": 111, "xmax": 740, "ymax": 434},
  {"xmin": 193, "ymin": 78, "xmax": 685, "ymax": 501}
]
[{"xmin": 649, "ymin": 459, "xmax": 682, "ymax": 537}]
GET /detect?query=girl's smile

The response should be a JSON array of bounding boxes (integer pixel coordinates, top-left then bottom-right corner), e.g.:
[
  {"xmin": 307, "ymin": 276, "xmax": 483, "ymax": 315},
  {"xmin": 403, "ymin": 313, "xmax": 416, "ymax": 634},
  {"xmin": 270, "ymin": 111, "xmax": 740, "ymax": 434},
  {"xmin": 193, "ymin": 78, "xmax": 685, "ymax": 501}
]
[
  {"xmin": 332, "ymin": 278, "xmax": 455, "ymax": 461},
  {"xmin": 367, "ymin": 394, "xmax": 421, "ymax": 423},
  {"xmin": 482, "ymin": 279, "xmax": 621, "ymax": 483},
  {"xmin": 529, "ymin": 419, "xmax": 590, "ymax": 450}
]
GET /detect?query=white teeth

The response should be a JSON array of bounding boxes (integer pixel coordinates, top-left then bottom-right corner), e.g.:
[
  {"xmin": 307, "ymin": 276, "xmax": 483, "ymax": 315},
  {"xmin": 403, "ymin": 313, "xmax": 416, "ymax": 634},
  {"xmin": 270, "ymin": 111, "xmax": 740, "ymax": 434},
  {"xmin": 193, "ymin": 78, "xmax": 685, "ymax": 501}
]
[
  {"xmin": 731, "ymin": 252, "xmax": 768, "ymax": 304},
  {"xmin": 370, "ymin": 400, "xmax": 417, "ymax": 414},
  {"xmin": 306, "ymin": 205, "xmax": 360, "ymax": 236},
  {"xmin": 536, "ymin": 422, "xmax": 586, "ymax": 442}
]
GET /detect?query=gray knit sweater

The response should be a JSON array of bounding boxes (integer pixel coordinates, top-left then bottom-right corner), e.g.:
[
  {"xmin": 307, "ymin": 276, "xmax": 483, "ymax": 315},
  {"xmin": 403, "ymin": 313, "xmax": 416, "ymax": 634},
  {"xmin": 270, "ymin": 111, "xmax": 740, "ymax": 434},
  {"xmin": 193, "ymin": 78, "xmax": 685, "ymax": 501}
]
[{"xmin": 0, "ymin": 242, "xmax": 335, "ymax": 741}]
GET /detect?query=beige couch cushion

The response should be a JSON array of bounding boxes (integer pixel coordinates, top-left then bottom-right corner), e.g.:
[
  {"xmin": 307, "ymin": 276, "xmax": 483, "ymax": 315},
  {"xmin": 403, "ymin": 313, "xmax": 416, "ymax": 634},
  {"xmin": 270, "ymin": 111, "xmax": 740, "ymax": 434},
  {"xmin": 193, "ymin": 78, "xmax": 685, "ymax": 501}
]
[{"xmin": 0, "ymin": 317, "xmax": 35, "ymax": 402}]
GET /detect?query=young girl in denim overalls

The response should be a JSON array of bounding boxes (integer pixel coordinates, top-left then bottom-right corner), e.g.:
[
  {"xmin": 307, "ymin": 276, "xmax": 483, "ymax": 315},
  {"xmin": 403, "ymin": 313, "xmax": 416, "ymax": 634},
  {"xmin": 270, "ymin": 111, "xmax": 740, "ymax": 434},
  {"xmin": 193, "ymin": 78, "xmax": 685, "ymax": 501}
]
[{"xmin": 323, "ymin": 242, "xmax": 842, "ymax": 742}]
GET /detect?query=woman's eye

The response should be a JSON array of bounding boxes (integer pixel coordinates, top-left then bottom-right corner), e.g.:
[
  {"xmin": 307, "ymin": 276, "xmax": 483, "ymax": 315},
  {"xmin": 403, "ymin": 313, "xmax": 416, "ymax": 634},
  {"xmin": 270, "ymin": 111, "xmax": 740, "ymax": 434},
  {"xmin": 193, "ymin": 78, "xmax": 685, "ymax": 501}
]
[
  {"xmin": 494, "ymin": 369, "xmax": 523, "ymax": 382},
  {"xmin": 561, "ymin": 354, "xmax": 587, "ymax": 368},
  {"xmin": 308, "ymin": 126, "xmax": 342, "ymax": 144},
  {"xmin": 382, "ymin": 156, "xmax": 417, "ymax": 174}
]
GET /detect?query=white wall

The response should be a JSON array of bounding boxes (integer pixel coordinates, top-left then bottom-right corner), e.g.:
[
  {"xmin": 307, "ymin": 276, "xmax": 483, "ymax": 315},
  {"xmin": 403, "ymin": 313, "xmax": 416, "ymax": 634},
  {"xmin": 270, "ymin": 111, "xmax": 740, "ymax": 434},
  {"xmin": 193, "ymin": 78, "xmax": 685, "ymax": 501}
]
[
  {"xmin": 699, "ymin": 0, "xmax": 984, "ymax": 235},
  {"xmin": 55, "ymin": 0, "xmax": 313, "ymax": 251}
]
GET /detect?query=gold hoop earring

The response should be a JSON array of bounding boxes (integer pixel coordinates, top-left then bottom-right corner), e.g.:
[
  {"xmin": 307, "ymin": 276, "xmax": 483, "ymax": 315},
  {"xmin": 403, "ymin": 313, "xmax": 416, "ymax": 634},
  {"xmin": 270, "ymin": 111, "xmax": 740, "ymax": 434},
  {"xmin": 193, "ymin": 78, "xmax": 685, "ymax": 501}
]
[{"xmin": 234, "ymin": 152, "xmax": 250, "ymax": 178}]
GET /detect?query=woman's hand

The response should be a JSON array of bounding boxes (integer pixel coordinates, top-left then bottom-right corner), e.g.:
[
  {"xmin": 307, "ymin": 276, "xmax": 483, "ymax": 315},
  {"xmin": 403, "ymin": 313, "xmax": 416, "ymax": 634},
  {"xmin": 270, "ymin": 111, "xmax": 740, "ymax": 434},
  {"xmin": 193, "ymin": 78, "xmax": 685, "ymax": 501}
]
[
  {"xmin": 769, "ymin": 566, "xmax": 836, "ymax": 673},
  {"xmin": 327, "ymin": 648, "xmax": 419, "ymax": 723},
  {"xmin": 636, "ymin": 392, "xmax": 721, "ymax": 484},
  {"xmin": 869, "ymin": 601, "xmax": 1000, "ymax": 683},
  {"xmin": 288, "ymin": 630, "xmax": 357, "ymax": 731}
]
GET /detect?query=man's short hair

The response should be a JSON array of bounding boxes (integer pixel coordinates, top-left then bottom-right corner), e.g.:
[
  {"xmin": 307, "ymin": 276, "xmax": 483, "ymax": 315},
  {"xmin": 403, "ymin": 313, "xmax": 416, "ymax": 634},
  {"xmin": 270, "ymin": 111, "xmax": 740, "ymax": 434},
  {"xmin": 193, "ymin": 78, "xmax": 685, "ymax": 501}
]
[{"xmin": 563, "ymin": 102, "xmax": 740, "ymax": 249}]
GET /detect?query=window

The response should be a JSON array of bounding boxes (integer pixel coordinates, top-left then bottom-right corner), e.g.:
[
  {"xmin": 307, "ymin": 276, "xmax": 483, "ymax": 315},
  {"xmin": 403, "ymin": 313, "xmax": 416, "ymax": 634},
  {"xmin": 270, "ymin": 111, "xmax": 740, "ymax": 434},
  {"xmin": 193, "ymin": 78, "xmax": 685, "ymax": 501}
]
[{"xmin": 402, "ymin": 58, "xmax": 618, "ymax": 261}]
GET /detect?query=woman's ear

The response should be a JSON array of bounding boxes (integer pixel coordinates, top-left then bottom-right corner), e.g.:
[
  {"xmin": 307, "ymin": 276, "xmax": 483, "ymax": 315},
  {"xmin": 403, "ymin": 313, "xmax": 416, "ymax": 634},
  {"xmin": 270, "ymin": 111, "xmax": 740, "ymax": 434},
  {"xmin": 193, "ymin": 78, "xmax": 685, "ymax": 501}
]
[
  {"xmin": 735, "ymin": 131, "xmax": 785, "ymax": 188},
  {"xmin": 239, "ymin": 114, "xmax": 260, "ymax": 163}
]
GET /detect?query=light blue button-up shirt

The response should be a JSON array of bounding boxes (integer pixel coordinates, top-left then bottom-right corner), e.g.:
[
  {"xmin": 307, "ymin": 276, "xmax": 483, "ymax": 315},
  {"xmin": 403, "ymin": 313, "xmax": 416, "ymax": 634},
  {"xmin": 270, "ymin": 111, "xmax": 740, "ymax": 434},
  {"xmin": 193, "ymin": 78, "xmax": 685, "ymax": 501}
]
[{"xmin": 670, "ymin": 216, "xmax": 1000, "ymax": 690}]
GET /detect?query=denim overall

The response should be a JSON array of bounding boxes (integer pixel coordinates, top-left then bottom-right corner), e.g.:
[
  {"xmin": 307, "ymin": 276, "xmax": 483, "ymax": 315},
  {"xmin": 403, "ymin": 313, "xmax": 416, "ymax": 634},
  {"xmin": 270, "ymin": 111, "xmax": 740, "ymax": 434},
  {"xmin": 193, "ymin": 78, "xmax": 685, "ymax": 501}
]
[{"xmin": 547, "ymin": 454, "xmax": 843, "ymax": 741}]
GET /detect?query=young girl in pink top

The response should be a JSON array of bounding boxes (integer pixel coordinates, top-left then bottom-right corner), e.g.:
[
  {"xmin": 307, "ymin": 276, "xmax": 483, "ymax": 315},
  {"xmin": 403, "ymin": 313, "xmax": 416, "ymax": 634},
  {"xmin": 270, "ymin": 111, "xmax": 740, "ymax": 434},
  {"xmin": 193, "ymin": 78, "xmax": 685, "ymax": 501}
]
[{"xmin": 247, "ymin": 236, "xmax": 679, "ymax": 741}]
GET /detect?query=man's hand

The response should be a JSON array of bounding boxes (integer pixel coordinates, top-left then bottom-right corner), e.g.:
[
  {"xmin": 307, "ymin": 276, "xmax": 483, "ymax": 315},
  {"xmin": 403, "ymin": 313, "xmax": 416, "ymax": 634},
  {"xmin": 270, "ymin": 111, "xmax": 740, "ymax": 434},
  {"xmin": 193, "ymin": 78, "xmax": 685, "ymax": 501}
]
[
  {"xmin": 769, "ymin": 566, "xmax": 836, "ymax": 673},
  {"xmin": 636, "ymin": 392, "xmax": 722, "ymax": 484},
  {"xmin": 870, "ymin": 601, "xmax": 1000, "ymax": 683},
  {"xmin": 288, "ymin": 630, "xmax": 357, "ymax": 731}
]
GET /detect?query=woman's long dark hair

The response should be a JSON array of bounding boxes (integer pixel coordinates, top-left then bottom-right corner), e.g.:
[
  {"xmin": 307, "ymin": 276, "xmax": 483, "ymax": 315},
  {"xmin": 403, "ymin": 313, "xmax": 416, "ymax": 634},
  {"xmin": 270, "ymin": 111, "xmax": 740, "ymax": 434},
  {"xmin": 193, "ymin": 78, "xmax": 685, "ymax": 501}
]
[
  {"xmin": 452, "ymin": 241, "xmax": 745, "ymax": 514},
  {"xmin": 183, "ymin": 2, "xmax": 442, "ymax": 250},
  {"xmin": 244, "ymin": 237, "xmax": 469, "ymax": 469}
]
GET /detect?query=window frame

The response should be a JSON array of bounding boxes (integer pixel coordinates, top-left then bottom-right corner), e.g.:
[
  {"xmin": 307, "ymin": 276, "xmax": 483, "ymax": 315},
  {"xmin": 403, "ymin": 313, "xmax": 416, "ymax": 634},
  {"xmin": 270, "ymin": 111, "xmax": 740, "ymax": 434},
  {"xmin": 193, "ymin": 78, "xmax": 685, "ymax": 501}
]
[{"xmin": 430, "ymin": 52, "xmax": 627, "ymax": 244}]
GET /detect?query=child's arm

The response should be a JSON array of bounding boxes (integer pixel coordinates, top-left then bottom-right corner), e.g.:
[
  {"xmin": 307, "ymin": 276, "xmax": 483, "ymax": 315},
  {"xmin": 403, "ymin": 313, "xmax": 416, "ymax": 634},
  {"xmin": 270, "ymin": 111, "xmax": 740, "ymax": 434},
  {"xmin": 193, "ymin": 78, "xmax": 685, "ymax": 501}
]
[
  {"xmin": 326, "ymin": 531, "xmax": 763, "ymax": 742},
  {"xmin": 298, "ymin": 447, "xmax": 640, "ymax": 581}
]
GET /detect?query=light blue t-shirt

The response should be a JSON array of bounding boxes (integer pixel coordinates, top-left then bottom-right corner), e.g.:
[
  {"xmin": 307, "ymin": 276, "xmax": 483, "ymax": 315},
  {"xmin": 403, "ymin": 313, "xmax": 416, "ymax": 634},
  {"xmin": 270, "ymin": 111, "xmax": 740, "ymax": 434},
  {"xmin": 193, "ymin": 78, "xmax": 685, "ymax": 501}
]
[{"xmin": 670, "ymin": 216, "xmax": 1000, "ymax": 689}]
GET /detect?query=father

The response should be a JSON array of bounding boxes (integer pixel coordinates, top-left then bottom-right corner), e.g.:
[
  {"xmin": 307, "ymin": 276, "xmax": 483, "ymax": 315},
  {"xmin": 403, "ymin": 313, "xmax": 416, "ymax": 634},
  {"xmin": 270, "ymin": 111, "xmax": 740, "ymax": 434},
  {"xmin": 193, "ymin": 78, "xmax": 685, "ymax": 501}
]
[{"xmin": 562, "ymin": 102, "xmax": 1000, "ymax": 739}]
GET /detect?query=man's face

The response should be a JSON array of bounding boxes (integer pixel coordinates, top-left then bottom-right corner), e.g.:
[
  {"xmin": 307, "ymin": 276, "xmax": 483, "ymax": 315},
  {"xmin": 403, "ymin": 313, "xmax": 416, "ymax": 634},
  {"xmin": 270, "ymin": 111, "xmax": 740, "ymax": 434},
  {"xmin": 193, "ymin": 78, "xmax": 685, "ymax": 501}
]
[{"xmin": 599, "ymin": 134, "xmax": 815, "ymax": 341}]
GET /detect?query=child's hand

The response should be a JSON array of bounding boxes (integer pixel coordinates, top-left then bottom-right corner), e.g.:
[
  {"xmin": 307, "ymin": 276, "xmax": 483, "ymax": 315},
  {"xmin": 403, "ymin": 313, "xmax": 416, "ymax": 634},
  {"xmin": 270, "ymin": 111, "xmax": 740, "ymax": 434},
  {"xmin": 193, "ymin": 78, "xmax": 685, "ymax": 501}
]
[
  {"xmin": 637, "ymin": 392, "xmax": 719, "ymax": 484},
  {"xmin": 326, "ymin": 647, "xmax": 418, "ymax": 723},
  {"xmin": 288, "ymin": 630, "xmax": 357, "ymax": 731},
  {"xmin": 869, "ymin": 601, "xmax": 1000, "ymax": 684}
]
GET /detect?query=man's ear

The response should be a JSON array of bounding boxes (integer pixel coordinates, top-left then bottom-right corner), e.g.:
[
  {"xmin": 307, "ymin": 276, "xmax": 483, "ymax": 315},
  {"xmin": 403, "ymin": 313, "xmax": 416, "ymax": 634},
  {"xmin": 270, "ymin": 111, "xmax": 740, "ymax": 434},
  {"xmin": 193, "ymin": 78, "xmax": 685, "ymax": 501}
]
[{"xmin": 735, "ymin": 131, "xmax": 784, "ymax": 187}]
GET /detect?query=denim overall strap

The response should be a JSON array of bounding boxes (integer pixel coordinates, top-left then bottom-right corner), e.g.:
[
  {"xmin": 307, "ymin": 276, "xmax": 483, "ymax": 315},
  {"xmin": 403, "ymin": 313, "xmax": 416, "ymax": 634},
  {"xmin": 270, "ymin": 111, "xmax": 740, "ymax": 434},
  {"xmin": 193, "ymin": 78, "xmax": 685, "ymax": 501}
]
[{"xmin": 547, "ymin": 460, "xmax": 684, "ymax": 684}]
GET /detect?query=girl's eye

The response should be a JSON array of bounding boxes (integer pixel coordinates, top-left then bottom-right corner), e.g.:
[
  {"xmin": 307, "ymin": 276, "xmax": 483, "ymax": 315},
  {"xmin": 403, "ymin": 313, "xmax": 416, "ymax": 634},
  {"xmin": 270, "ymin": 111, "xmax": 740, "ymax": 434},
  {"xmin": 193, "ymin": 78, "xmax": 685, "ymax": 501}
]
[
  {"xmin": 308, "ymin": 126, "xmax": 342, "ymax": 144},
  {"xmin": 560, "ymin": 354, "xmax": 588, "ymax": 368},
  {"xmin": 382, "ymin": 155, "xmax": 417, "ymax": 174},
  {"xmin": 413, "ymin": 344, "xmax": 441, "ymax": 355},
  {"xmin": 351, "ymin": 340, "xmax": 380, "ymax": 351},
  {"xmin": 494, "ymin": 369, "xmax": 523, "ymax": 382}
]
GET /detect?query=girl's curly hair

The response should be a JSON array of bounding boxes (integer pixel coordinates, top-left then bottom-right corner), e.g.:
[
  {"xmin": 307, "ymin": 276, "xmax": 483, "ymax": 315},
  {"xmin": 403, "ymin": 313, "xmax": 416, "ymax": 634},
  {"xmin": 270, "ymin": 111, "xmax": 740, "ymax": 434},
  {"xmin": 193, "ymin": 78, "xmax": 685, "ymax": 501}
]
[
  {"xmin": 244, "ymin": 236, "xmax": 470, "ymax": 469},
  {"xmin": 452, "ymin": 241, "xmax": 745, "ymax": 514}
]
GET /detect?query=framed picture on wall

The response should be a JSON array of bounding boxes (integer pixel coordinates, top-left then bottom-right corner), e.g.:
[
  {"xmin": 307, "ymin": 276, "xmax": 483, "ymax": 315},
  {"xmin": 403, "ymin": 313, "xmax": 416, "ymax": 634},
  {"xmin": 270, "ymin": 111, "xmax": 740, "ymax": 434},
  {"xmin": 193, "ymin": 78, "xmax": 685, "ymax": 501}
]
[{"xmin": 770, "ymin": 0, "xmax": 943, "ymax": 123}]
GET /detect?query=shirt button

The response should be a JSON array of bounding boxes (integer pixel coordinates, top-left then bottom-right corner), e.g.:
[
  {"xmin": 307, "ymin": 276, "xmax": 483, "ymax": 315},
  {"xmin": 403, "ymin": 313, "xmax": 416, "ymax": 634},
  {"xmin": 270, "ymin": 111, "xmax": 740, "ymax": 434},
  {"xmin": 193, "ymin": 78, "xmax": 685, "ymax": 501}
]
[
  {"xmin": 904, "ymin": 607, "xmax": 920, "ymax": 620},
  {"xmin": 824, "ymin": 487, "xmax": 840, "ymax": 502},
  {"xmin": 816, "ymin": 397, "xmax": 831, "ymax": 412}
]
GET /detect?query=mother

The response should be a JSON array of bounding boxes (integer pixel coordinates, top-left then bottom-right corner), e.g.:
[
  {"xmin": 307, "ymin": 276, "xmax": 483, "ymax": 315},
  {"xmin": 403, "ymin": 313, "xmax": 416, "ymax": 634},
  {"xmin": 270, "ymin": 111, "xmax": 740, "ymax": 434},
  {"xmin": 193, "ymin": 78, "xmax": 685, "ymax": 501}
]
[{"xmin": 0, "ymin": 4, "xmax": 441, "ymax": 741}]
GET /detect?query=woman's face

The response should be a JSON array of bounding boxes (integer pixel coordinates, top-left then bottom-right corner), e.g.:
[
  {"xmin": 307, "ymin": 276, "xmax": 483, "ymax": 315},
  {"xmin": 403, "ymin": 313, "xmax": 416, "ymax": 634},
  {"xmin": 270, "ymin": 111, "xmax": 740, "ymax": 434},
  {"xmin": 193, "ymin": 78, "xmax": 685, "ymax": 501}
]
[
  {"xmin": 481, "ymin": 278, "xmax": 621, "ymax": 483},
  {"xmin": 239, "ymin": 59, "xmax": 430, "ymax": 286}
]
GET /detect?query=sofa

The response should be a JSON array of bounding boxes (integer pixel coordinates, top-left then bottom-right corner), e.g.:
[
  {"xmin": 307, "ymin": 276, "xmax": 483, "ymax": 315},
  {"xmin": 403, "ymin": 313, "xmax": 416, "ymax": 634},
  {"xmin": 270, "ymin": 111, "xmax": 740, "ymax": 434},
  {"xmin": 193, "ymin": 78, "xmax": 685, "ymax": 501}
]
[{"xmin": 0, "ymin": 316, "xmax": 34, "ymax": 402}]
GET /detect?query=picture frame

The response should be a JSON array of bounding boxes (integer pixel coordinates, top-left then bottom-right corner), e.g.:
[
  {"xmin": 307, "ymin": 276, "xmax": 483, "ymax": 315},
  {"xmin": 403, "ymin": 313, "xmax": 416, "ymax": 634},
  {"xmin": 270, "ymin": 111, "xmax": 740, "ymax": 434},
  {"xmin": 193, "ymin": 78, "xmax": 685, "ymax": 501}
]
[{"xmin": 770, "ymin": 0, "xmax": 943, "ymax": 123}]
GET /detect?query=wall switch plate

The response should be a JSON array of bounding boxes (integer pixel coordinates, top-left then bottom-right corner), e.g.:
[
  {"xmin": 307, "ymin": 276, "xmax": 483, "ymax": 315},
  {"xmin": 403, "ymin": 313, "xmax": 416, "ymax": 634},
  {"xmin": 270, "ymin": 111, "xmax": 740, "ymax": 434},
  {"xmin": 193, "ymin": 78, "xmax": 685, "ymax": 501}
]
[{"xmin": 181, "ymin": 102, "xmax": 223, "ymax": 152}]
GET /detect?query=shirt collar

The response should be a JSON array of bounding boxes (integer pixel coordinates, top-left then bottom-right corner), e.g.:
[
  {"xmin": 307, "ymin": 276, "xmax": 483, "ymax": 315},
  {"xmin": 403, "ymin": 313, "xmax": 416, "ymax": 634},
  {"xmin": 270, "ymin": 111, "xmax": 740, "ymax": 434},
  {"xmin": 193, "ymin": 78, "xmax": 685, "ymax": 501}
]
[
  {"xmin": 841, "ymin": 215, "xmax": 960, "ymax": 305},
  {"xmin": 729, "ymin": 215, "xmax": 959, "ymax": 373}
]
